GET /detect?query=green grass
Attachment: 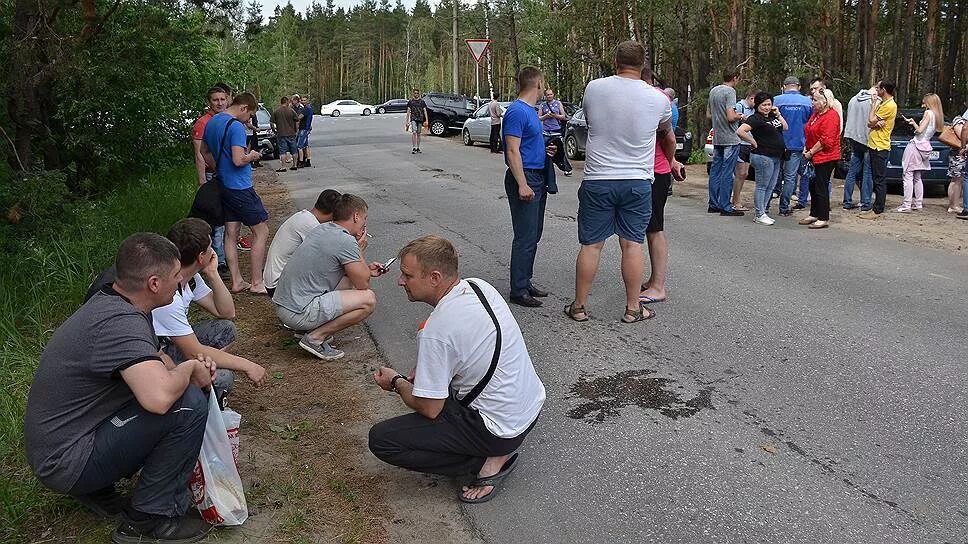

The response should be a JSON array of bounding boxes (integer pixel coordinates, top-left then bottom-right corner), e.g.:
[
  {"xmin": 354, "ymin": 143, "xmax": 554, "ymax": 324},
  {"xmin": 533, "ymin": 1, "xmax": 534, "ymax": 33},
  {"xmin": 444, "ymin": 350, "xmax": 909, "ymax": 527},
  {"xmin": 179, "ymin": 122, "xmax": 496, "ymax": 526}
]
[{"xmin": 0, "ymin": 167, "xmax": 197, "ymax": 543}]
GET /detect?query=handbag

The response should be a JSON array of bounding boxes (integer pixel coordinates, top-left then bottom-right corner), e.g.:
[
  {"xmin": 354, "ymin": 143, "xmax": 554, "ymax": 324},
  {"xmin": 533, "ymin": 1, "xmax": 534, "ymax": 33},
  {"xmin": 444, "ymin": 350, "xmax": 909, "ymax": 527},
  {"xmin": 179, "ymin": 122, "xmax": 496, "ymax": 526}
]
[{"xmin": 939, "ymin": 123, "xmax": 963, "ymax": 149}]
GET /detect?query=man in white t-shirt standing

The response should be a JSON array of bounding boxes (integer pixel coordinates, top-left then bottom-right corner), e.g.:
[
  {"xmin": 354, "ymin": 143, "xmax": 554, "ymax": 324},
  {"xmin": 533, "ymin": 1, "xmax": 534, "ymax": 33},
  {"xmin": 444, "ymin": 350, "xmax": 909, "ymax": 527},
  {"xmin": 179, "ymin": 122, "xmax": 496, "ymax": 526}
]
[
  {"xmin": 263, "ymin": 189, "xmax": 341, "ymax": 296},
  {"xmin": 369, "ymin": 235, "xmax": 545, "ymax": 504},
  {"xmin": 565, "ymin": 40, "xmax": 681, "ymax": 324}
]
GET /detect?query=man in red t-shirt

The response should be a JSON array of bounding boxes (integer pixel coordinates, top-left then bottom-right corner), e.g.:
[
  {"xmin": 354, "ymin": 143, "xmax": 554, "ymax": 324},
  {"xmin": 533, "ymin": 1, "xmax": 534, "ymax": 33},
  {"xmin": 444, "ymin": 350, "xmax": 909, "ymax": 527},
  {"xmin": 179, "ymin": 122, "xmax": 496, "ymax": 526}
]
[{"xmin": 192, "ymin": 87, "xmax": 229, "ymax": 187}]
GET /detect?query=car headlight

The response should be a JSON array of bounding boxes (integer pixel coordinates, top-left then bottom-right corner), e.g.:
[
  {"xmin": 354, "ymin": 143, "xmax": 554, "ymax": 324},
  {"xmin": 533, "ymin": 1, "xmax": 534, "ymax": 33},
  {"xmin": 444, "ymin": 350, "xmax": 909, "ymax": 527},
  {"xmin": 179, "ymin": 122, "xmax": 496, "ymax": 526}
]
[{"xmin": 685, "ymin": 131, "xmax": 692, "ymax": 140}]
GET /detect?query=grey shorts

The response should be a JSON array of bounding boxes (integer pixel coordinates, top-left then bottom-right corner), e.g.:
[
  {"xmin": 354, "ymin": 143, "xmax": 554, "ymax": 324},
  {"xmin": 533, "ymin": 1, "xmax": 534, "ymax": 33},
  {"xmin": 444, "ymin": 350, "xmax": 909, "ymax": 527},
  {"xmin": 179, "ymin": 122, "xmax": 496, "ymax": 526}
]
[
  {"xmin": 275, "ymin": 291, "xmax": 344, "ymax": 331},
  {"xmin": 410, "ymin": 120, "xmax": 422, "ymax": 133}
]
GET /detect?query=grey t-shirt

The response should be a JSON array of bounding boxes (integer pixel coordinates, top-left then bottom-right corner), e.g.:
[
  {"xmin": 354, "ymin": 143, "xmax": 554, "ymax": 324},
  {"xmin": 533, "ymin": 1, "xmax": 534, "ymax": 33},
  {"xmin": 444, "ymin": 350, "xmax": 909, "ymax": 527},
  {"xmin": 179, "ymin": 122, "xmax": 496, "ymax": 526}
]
[
  {"xmin": 272, "ymin": 222, "xmax": 361, "ymax": 313},
  {"xmin": 24, "ymin": 286, "xmax": 160, "ymax": 492},
  {"xmin": 709, "ymin": 84, "xmax": 741, "ymax": 146}
]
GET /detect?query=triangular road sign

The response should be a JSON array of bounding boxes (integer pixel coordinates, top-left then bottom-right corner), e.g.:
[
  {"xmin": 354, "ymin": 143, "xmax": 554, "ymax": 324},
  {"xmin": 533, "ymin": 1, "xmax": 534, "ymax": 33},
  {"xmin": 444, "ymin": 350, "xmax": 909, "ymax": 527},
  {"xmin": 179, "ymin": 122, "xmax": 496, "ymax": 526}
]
[{"xmin": 465, "ymin": 39, "xmax": 491, "ymax": 64}]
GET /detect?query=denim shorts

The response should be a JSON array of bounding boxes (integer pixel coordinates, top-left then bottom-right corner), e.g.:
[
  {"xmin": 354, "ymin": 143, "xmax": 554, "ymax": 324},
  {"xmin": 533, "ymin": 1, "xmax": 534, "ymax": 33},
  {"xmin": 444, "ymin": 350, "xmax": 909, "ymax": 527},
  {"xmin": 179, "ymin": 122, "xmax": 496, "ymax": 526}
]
[
  {"xmin": 410, "ymin": 120, "xmax": 422, "ymax": 133},
  {"xmin": 221, "ymin": 187, "xmax": 269, "ymax": 226},
  {"xmin": 577, "ymin": 179, "xmax": 652, "ymax": 245},
  {"xmin": 275, "ymin": 291, "xmax": 343, "ymax": 331},
  {"xmin": 296, "ymin": 129, "xmax": 310, "ymax": 150},
  {"xmin": 278, "ymin": 135, "xmax": 298, "ymax": 155}
]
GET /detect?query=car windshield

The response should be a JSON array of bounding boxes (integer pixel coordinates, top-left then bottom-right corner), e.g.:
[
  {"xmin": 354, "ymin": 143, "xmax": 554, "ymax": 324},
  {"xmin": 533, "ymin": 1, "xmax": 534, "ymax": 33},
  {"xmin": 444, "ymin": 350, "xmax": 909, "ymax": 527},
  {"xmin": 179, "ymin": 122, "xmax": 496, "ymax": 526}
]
[{"xmin": 255, "ymin": 110, "xmax": 270, "ymax": 126}]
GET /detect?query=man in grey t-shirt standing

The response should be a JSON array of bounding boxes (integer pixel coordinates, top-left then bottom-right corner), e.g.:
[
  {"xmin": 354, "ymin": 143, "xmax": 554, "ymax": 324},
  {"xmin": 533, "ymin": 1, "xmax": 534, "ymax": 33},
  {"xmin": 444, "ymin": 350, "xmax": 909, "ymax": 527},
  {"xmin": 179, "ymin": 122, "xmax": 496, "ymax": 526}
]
[
  {"xmin": 273, "ymin": 194, "xmax": 389, "ymax": 360},
  {"xmin": 707, "ymin": 70, "xmax": 744, "ymax": 216},
  {"xmin": 24, "ymin": 233, "xmax": 216, "ymax": 543}
]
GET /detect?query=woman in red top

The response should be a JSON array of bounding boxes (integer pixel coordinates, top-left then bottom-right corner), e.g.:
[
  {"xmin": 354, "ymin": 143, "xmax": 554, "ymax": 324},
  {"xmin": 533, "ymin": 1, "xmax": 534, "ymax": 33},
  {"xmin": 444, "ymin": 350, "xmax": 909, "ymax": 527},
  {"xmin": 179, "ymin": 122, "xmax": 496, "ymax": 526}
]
[{"xmin": 800, "ymin": 88, "xmax": 842, "ymax": 229}]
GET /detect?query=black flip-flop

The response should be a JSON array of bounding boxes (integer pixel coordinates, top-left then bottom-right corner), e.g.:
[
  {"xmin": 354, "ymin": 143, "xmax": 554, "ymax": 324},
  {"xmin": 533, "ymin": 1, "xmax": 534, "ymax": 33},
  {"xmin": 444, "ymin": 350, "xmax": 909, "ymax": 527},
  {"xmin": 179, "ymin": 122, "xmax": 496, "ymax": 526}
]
[{"xmin": 459, "ymin": 453, "xmax": 519, "ymax": 504}]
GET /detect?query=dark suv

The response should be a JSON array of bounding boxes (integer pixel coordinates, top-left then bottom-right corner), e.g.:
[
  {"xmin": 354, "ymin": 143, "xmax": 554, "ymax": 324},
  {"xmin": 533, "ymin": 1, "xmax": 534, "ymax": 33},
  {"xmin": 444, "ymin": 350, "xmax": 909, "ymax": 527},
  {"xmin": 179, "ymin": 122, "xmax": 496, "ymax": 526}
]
[{"xmin": 423, "ymin": 93, "xmax": 476, "ymax": 136}]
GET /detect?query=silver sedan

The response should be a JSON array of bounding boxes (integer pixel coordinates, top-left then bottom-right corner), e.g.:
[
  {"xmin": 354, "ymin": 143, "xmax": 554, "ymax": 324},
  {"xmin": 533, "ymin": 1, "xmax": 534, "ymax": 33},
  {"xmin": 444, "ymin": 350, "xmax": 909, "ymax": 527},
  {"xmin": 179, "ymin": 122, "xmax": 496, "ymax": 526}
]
[{"xmin": 461, "ymin": 102, "xmax": 511, "ymax": 146}]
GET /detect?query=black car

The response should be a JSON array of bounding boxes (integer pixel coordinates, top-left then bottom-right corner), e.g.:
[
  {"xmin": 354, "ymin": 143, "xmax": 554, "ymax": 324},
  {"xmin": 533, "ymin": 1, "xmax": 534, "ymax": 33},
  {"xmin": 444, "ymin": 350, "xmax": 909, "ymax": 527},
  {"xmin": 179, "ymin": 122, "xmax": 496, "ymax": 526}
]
[
  {"xmin": 423, "ymin": 93, "xmax": 476, "ymax": 136},
  {"xmin": 564, "ymin": 108, "xmax": 693, "ymax": 163},
  {"xmin": 376, "ymin": 98, "xmax": 409, "ymax": 114}
]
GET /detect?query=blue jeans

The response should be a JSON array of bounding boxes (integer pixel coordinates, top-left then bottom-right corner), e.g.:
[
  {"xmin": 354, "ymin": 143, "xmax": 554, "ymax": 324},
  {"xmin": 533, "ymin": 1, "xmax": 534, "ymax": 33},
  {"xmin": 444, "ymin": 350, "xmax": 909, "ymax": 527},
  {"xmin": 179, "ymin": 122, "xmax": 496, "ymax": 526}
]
[
  {"xmin": 505, "ymin": 169, "xmax": 547, "ymax": 298},
  {"xmin": 843, "ymin": 140, "xmax": 873, "ymax": 208},
  {"xmin": 963, "ymin": 174, "xmax": 968, "ymax": 210},
  {"xmin": 777, "ymin": 150, "xmax": 803, "ymax": 213},
  {"xmin": 212, "ymin": 225, "xmax": 226, "ymax": 266},
  {"xmin": 749, "ymin": 153, "xmax": 781, "ymax": 217},
  {"xmin": 709, "ymin": 144, "xmax": 740, "ymax": 211}
]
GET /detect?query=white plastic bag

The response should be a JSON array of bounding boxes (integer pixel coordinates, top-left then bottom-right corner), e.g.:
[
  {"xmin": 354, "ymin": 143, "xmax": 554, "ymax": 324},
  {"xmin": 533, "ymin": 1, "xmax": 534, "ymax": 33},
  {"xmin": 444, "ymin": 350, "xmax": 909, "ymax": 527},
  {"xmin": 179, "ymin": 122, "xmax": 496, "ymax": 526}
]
[{"xmin": 189, "ymin": 390, "xmax": 248, "ymax": 526}]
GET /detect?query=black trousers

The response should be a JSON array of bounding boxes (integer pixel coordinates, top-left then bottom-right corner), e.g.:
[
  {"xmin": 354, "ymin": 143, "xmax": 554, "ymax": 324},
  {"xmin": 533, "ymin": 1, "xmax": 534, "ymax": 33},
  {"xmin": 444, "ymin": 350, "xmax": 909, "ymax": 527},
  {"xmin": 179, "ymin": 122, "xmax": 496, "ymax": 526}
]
[
  {"xmin": 490, "ymin": 124, "xmax": 501, "ymax": 153},
  {"xmin": 810, "ymin": 161, "xmax": 835, "ymax": 221},
  {"xmin": 368, "ymin": 397, "xmax": 537, "ymax": 477},
  {"xmin": 68, "ymin": 386, "xmax": 209, "ymax": 517},
  {"xmin": 869, "ymin": 149, "xmax": 889, "ymax": 213}
]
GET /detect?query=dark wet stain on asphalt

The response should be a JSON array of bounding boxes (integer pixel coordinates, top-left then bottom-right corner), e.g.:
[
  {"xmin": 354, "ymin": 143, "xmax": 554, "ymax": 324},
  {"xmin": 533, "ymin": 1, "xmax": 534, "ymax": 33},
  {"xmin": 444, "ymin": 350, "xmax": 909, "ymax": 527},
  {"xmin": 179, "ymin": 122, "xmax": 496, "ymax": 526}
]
[{"xmin": 567, "ymin": 369, "xmax": 715, "ymax": 423}]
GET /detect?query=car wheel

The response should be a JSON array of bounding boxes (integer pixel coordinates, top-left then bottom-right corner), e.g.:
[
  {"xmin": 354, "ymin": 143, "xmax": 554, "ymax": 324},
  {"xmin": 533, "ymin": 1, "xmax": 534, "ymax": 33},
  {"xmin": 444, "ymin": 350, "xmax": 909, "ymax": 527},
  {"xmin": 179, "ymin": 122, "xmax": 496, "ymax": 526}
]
[
  {"xmin": 331, "ymin": 110, "xmax": 341, "ymax": 117},
  {"xmin": 463, "ymin": 129, "xmax": 473, "ymax": 146},
  {"xmin": 565, "ymin": 135, "xmax": 579, "ymax": 160},
  {"xmin": 363, "ymin": 109, "xmax": 371, "ymax": 116},
  {"xmin": 430, "ymin": 119, "xmax": 447, "ymax": 137},
  {"xmin": 377, "ymin": 107, "xmax": 386, "ymax": 114}
]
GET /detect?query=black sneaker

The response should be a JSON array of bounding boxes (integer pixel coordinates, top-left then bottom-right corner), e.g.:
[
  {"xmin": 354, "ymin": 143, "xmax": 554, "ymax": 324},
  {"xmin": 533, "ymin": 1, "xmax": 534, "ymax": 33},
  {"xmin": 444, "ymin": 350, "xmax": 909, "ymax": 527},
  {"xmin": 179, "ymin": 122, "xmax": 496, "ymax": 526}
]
[
  {"xmin": 720, "ymin": 210, "xmax": 745, "ymax": 216},
  {"xmin": 304, "ymin": 159, "xmax": 312, "ymax": 167},
  {"xmin": 74, "ymin": 487, "xmax": 127, "ymax": 519},
  {"xmin": 416, "ymin": 148, "xmax": 422, "ymax": 154},
  {"xmin": 707, "ymin": 207, "xmax": 722, "ymax": 213},
  {"xmin": 411, "ymin": 148, "xmax": 416, "ymax": 154},
  {"xmin": 779, "ymin": 210, "xmax": 794, "ymax": 217},
  {"xmin": 113, "ymin": 512, "xmax": 212, "ymax": 544},
  {"xmin": 509, "ymin": 294, "xmax": 542, "ymax": 307},
  {"xmin": 957, "ymin": 210, "xmax": 968, "ymax": 220}
]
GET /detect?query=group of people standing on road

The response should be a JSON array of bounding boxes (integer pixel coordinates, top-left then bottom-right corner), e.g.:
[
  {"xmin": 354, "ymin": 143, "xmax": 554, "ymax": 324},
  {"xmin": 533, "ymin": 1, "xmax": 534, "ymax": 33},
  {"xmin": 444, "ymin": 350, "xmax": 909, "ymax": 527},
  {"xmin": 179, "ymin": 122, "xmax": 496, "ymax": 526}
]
[{"xmin": 709, "ymin": 70, "xmax": 967, "ymax": 227}]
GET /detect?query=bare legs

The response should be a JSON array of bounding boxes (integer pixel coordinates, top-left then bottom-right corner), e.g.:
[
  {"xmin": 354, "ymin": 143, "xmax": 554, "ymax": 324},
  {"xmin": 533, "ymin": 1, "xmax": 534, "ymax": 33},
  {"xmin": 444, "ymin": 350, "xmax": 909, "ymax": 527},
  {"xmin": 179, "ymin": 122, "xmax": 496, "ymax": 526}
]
[
  {"xmin": 639, "ymin": 231, "xmax": 668, "ymax": 301},
  {"xmin": 305, "ymin": 289, "xmax": 376, "ymax": 342},
  {"xmin": 573, "ymin": 238, "xmax": 644, "ymax": 318},
  {"xmin": 224, "ymin": 221, "xmax": 269, "ymax": 294}
]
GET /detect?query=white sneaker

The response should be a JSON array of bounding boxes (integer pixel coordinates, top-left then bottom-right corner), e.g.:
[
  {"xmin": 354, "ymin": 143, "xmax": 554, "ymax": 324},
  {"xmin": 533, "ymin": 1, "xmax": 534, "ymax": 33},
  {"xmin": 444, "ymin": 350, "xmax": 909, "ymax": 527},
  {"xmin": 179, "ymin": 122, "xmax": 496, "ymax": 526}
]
[
  {"xmin": 754, "ymin": 214, "xmax": 775, "ymax": 226},
  {"xmin": 895, "ymin": 206, "xmax": 912, "ymax": 213}
]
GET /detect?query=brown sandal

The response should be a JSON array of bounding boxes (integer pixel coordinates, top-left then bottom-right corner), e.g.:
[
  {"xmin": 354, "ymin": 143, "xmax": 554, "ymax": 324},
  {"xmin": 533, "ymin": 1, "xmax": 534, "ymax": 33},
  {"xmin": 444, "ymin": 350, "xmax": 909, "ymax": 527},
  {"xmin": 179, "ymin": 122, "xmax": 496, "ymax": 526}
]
[
  {"xmin": 621, "ymin": 304, "xmax": 656, "ymax": 323},
  {"xmin": 564, "ymin": 302, "xmax": 589, "ymax": 322}
]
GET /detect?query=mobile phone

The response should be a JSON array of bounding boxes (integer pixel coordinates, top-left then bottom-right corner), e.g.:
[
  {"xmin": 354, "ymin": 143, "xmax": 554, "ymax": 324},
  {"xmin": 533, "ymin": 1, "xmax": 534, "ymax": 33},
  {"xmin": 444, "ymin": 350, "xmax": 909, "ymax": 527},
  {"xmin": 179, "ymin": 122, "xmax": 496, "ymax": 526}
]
[{"xmin": 381, "ymin": 257, "xmax": 397, "ymax": 272}]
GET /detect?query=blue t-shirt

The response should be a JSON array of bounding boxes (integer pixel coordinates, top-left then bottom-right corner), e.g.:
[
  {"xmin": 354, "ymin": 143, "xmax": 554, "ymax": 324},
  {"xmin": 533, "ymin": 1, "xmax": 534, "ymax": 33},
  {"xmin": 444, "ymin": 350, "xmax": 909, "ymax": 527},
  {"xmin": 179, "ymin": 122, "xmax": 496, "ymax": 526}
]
[
  {"xmin": 773, "ymin": 90, "xmax": 813, "ymax": 151},
  {"xmin": 502, "ymin": 100, "xmax": 545, "ymax": 170},
  {"xmin": 670, "ymin": 103, "xmax": 679, "ymax": 129},
  {"xmin": 203, "ymin": 112, "xmax": 251, "ymax": 190},
  {"xmin": 300, "ymin": 105, "xmax": 314, "ymax": 130}
]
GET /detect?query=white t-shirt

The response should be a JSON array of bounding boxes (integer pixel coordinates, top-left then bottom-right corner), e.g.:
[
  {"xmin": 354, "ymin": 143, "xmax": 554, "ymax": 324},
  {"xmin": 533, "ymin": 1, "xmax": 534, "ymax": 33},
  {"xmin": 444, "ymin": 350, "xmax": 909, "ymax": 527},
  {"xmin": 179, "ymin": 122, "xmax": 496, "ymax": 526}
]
[
  {"xmin": 412, "ymin": 278, "xmax": 545, "ymax": 438},
  {"xmin": 152, "ymin": 273, "xmax": 212, "ymax": 337},
  {"xmin": 582, "ymin": 75, "xmax": 672, "ymax": 181},
  {"xmin": 263, "ymin": 210, "xmax": 320, "ymax": 289}
]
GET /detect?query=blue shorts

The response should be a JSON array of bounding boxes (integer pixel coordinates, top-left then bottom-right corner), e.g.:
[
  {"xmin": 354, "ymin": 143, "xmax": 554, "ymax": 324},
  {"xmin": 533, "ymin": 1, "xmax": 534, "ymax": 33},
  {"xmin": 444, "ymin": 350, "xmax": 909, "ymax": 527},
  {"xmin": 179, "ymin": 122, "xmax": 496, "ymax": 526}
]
[
  {"xmin": 278, "ymin": 136, "xmax": 297, "ymax": 155},
  {"xmin": 221, "ymin": 187, "xmax": 269, "ymax": 227},
  {"xmin": 577, "ymin": 179, "xmax": 652, "ymax": 245},
  {"xmin": 296, "ymin": 129, "xmax": 311, "ymax": 150}
]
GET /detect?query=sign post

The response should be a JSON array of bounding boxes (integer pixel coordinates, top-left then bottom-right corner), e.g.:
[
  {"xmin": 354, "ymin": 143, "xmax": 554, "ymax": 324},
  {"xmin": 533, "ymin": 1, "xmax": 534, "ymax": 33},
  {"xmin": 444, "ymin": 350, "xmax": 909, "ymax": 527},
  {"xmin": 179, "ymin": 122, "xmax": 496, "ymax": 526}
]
[{"xmin": 465, "ymin": 39, "xmax": 491, "ymax": 108}]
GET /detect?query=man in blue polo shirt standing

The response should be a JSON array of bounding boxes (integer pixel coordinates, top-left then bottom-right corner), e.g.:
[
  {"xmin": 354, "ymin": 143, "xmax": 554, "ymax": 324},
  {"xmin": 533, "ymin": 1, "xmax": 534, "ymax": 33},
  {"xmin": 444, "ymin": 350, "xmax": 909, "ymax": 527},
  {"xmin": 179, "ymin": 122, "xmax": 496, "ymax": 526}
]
[
  {"xmin": 202, "ymin": 92, "xmax": 271, "ymax": 295},
  {"xmin": 502, "ymin": 66, "xmax": 556, "ymax": 308},
  {"xmin": 774, "ymin": 77, "xmax": 813, "ymax": 216}
]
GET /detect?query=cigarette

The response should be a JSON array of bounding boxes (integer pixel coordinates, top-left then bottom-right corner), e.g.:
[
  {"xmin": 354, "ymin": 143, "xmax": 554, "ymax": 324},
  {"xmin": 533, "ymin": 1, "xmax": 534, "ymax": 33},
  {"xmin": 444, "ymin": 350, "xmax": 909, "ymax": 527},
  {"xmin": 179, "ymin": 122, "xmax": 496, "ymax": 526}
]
[{"xmin": 366, "ymin": 233, "xmax": 373, "ymax": 238}]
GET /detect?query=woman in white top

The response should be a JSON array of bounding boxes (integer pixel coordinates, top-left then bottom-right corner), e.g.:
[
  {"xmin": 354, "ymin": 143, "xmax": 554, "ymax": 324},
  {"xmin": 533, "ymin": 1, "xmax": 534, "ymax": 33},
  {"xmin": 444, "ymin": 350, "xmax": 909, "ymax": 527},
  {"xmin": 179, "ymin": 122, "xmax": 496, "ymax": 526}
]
[{"xmin": 898, "ymin": 94, "xmax": 944, "ymax": 212}]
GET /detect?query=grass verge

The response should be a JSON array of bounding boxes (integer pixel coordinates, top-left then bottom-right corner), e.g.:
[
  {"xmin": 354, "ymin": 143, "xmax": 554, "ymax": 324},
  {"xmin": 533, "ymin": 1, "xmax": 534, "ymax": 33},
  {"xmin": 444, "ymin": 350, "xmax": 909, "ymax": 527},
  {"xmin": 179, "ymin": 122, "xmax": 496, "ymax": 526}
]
[{"xmin": 0, "ymin": 167, "xmax": 196, "ymax": 543}]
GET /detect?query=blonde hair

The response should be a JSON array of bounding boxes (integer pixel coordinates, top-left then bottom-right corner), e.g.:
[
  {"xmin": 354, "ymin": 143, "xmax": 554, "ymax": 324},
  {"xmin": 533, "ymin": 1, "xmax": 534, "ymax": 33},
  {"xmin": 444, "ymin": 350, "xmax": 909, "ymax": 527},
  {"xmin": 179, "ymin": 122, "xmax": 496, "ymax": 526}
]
[
  {"xmin": 923, "ymin": 94, "xmax": 944, "ymax": 132},
  {"xmin": 399, "ymin": 235, "xmax": 459, "ymax": 278},
  {"xmin": 812, "ymin": 88, "xmax": 834, "ymax": 109}
]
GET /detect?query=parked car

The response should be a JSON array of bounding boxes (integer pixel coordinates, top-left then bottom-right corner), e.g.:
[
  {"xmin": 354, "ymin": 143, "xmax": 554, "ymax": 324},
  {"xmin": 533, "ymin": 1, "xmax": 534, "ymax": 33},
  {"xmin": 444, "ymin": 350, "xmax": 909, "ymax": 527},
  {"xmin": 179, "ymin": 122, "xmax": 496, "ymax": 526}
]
[
  {"xmin": 564, "ymin": 108, "xmax": 692, "ymax": 163},
  {"xmin": 254, "ymin": 104, "xmax": 278, "ymax": 160},
  {"xmin": 461, "ymin": 101, "xmax": 511, "ymax": 146},
  {"xmin": 318, "ymin": 99, "xmax": 374, "ymax": 117},
  {"xmin": 865, "ymin": 108, "xmax": 951, "ymax": 189},
  {"xmin": 423, "ymin": 92, "xmax": 476, "ymax": 136},
  {"xmin": 376, "ymin": 98, "xmax": 409, "ymax": 114}
]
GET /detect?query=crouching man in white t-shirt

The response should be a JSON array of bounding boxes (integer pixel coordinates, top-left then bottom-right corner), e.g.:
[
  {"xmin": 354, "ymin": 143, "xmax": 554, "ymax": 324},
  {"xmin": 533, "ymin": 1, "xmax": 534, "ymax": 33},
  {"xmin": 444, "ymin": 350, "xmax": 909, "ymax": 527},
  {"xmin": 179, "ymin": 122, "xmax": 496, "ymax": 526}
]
[{"xmin": 369, "ymin": 235, "xmax": 545, "ymax": 503}]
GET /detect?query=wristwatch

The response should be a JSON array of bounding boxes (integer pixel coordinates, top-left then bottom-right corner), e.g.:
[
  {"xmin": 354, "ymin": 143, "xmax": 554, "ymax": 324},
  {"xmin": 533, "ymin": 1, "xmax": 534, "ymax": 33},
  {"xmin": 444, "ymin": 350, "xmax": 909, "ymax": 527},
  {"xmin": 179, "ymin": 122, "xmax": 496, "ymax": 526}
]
[{"xmin": 390, "ymin": 374, "xmax": 408, "ymax": 393}]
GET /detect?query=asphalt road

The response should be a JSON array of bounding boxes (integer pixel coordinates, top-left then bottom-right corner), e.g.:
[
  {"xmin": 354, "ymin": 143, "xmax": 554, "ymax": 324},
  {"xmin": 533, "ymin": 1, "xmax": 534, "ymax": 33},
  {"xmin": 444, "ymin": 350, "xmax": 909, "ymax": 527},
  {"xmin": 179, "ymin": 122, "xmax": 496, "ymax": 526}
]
[{"xmin": 283, "ymin": 112, "xmax": 968, "ymax": 543}]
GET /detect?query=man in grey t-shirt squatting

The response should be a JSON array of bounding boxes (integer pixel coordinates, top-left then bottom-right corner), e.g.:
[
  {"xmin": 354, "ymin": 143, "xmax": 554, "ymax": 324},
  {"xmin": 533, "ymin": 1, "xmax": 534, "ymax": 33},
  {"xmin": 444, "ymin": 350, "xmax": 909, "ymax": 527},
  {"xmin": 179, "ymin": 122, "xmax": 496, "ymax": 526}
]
[
  {"xmin": 24, "ymin": 233, "xmax": 218, "ymax": 543},
  {"xmin": 272, "ymin": 194, "xmax": 391, "ymax": 360}
]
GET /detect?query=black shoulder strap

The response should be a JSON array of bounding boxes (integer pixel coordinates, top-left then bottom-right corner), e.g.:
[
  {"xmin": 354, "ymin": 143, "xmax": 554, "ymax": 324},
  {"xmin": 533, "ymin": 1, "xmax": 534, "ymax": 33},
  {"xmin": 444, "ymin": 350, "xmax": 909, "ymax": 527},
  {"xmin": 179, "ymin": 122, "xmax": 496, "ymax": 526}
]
[
  {"xmin": 215, "ymin": 117, "xmax": 239, "ymax": 166},
  {"xmin": 460, "ymin": 280, "xmax": 502, "ymax": 407}
]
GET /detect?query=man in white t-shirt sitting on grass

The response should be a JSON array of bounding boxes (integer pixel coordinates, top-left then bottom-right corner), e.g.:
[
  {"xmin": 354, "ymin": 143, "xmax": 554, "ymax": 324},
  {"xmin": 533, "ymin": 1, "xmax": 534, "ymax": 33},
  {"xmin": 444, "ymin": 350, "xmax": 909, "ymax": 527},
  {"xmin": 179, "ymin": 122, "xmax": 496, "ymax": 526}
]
[
  {"xmin": 263, "ymin": 188, "xmax": 341, "ymax": 297},
  {"xmin": 368, "ymin": 235, "xmax": 545, "ymax": 503},
  {"xmin": 85, "ymin": 219, "xmax": 268, "ymax": 400},
  {"xmin": 272, "ymin": 194, "xmax": 389, "ymax": 360}
]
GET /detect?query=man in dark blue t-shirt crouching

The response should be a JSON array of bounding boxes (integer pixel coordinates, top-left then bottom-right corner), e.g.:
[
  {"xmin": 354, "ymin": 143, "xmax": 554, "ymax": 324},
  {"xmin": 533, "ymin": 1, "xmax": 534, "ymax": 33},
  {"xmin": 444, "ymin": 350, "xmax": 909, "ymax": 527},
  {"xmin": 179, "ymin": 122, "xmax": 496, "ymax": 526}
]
[{"xmin": 502, "ymin": 66, "xmax": 557, "ymax": 308}]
